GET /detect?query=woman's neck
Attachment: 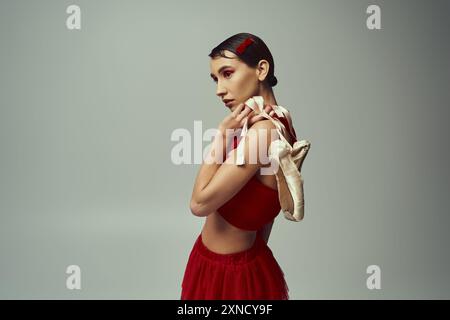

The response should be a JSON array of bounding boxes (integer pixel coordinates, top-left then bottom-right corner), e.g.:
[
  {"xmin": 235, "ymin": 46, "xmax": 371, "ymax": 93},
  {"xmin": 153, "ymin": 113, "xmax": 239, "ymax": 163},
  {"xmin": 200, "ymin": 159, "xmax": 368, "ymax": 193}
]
[{"xmin": 258, "ymin": 87, "xmax": 278, "ymax": 106}]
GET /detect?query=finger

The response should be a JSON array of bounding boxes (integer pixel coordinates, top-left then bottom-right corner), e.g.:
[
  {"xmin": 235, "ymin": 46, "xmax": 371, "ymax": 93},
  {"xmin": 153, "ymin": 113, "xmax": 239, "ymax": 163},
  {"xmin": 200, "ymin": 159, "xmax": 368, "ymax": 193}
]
[
  {"xmin": 231, "ymin": 103, "xmax": 246, "ymax": 117},
  {"xmin": 248, "ymin": 114, "xmax": 264, "ymax": 126},
  {"xmin": 241, "ymin": 104, "xmax": 254, "ymax": 115},
  {"xmin": 236, "ymin": 105, "xmax": 254, "ymax": 122},
  {"xmin": 236, "ymin": 112, "xmax": 254, "ymax": 126}
]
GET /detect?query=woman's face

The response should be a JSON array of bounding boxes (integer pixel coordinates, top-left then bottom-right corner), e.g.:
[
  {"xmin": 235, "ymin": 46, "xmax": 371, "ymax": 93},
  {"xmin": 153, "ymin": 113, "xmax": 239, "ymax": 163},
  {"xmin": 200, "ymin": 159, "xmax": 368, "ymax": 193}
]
[{"xmin": 209, "ymin": 50, "xmax": 260, "ymax": 112}]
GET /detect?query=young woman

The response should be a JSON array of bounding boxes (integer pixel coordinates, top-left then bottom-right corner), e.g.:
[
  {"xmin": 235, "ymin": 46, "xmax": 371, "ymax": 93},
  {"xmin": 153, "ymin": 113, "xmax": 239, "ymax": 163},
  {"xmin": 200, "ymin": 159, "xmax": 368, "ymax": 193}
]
[{"xmin": 180, "ymin": 33, "xmax": 297, "ymax": 300}]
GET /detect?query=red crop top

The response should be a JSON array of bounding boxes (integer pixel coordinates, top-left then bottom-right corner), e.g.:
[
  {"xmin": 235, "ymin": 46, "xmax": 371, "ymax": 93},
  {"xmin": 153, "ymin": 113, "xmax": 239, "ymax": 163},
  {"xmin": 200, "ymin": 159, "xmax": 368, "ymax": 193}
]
[{"xmin": 217, "ymin": 135, "xmax": 281, "ymax": 231}]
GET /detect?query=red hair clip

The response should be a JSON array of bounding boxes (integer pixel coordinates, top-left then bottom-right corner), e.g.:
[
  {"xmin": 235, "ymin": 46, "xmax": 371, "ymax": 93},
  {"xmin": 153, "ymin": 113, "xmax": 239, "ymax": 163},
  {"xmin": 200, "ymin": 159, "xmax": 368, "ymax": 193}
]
[{"xmin": 236, "ymin": 37, "xmax": 254, "ymax": 55}]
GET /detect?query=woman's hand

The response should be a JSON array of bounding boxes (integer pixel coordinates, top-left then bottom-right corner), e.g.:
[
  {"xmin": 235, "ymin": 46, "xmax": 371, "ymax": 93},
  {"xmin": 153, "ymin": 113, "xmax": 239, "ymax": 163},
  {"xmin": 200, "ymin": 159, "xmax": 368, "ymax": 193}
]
[
  {"xmin": 248, "ymin": 104, "xmax": 276, "ymax": 127},
  {"xmin": 218, "ymin": 103, "xmax": 275, "ymax": 133}
]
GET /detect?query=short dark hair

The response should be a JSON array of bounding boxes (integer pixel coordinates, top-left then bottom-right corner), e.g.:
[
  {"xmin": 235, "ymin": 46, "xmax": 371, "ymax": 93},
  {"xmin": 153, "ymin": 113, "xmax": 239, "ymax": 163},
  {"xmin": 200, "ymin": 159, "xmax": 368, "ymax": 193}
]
[{"xmin": 208, "ymin": 33, "xmax": 278, "ymax": 87}]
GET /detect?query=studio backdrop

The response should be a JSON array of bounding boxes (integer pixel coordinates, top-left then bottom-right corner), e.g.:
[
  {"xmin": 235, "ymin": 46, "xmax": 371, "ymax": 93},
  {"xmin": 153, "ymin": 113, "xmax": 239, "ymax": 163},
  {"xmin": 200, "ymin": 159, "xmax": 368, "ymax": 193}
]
[{"xmin": 1, "ymin": 0, "xmax": 449, "ymax": 299}]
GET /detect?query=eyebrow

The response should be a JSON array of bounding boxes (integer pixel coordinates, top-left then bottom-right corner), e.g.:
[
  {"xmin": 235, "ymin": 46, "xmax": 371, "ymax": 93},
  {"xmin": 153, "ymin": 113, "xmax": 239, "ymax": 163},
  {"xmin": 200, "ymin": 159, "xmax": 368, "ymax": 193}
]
[{"xmin": 210, "ymin": 65, "xmax": 233, "ymax": 78}]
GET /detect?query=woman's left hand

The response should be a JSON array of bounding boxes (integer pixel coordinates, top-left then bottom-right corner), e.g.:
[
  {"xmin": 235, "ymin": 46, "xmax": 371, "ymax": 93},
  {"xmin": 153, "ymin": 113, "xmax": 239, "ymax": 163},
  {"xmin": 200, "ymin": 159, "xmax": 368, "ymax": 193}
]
[
  {"xmin": 247, "ymin": 104, "xmax": 275, "ymax": 127},
  {"xmin": 218, "ymin": 103, "xmax": 276, "ymax": 134}
]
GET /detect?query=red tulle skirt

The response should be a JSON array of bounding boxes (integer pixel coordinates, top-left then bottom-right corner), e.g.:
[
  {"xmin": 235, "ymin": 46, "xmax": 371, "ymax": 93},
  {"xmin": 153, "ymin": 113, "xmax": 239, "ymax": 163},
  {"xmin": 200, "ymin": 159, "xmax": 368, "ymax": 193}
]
[{"xmin": 180, "ymin": 232, "xmax": 289, "ymax": 300}]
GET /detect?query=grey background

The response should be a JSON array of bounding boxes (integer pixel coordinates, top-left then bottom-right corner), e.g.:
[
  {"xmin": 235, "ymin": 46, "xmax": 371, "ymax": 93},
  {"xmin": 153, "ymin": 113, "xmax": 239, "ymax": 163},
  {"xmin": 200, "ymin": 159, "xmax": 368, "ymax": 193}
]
[{"xmin": 1, "ymin": 0, "xmax": 449, "ymax": 299}]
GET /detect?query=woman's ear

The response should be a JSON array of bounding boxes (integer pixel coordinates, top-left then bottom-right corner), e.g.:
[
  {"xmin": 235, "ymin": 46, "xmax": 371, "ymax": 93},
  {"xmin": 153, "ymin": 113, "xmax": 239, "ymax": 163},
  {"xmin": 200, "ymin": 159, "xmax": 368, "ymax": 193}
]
[{"xmin": 256, "ymin": 59, "xmax": 270, "ymax": 82}]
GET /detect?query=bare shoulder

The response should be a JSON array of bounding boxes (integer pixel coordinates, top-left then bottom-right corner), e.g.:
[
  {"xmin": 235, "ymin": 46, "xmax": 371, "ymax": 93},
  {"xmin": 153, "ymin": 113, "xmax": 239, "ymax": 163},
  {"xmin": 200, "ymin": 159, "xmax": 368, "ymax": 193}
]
[
  {"xmin": 246, "ymin": 120, "xmax": 278, "ymax": 148},
  {"xmin": 248, "ymin": 119, "xmax": 276, "ymax": 130},
  {"xmin": 249, "ymin": 119, "xmax": 294, "ymax": 146}
]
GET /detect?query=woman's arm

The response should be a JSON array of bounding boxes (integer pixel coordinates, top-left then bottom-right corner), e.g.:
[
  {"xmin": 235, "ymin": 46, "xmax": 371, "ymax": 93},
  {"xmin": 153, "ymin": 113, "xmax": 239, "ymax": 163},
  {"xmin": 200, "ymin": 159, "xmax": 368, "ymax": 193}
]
[
  {"xmin": 189, "ymin": 127, "xmax": 232, "ymax": 210},
  {"xmin": 190, "ymin": 119, "xmax": 277, "ymax": 217}
]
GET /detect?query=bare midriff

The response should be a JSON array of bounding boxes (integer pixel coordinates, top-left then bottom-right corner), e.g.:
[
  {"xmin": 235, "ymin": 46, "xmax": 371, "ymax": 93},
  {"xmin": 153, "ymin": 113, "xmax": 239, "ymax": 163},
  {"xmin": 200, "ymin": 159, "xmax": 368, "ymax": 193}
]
[{"xmin": 200, "ymin": 170, "xmax": 278, "ymax": 254}]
